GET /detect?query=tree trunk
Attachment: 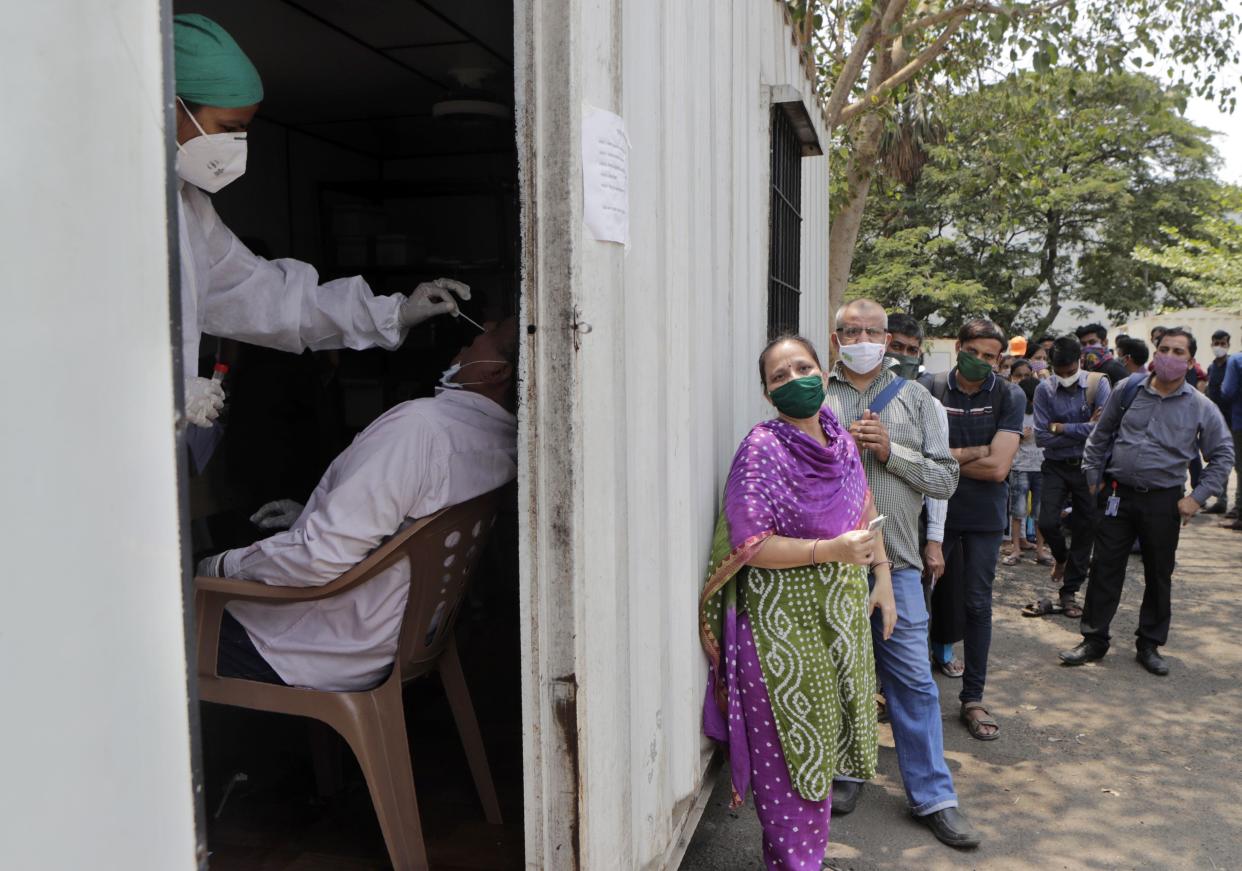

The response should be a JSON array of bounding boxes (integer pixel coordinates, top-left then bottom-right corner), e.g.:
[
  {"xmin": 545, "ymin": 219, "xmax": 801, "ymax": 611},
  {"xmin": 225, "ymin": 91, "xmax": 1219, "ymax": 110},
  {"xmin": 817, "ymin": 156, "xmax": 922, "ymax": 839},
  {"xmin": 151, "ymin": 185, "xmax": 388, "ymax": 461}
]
[
  {"xmin": 827, "ymin": 9, "xmax": 909, "ymax": 323},
  {"xmin": 828, "ymin": 112, "xmax": 886, "ymax": 322},
  {"xmin": 1028, "ymin": 211, "xmax": 1063, "ymax": 338}
]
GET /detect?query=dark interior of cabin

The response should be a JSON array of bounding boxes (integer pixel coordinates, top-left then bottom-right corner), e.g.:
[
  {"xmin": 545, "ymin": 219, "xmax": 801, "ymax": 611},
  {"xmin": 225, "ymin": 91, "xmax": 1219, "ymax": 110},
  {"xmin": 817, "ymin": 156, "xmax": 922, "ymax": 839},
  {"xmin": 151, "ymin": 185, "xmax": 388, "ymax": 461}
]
[{"xmin": 175, "ymin": 2, "xmax": 524, "ymax": 867}]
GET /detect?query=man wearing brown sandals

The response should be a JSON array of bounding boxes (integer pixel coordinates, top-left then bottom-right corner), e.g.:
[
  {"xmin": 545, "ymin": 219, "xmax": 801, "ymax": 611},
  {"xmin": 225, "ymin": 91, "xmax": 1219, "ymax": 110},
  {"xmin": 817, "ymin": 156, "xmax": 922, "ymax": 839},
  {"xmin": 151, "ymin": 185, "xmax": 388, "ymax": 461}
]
[
  {"xmin": 919, "ymin": 319, "xmax": 1024, "ymax": 743},
  {"xmin": 1026, "ymin": 336, "xmax": 1111, "ymax": 620}
]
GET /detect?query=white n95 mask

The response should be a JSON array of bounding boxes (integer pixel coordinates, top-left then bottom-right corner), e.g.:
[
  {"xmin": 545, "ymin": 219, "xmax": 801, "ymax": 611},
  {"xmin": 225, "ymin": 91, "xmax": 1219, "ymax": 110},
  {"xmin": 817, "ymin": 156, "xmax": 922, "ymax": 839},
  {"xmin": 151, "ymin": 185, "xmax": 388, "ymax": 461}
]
[
  {"xmin": 1057, "ymin": 373, "xmax": 1079, "ymax": 389},
  {"xmin": 175, "ymin": 97, "xmax": 248, "ymax": 192},
  {"xmin": 838, "ymin": 341, "xmax": 887, "ymax": 375}
]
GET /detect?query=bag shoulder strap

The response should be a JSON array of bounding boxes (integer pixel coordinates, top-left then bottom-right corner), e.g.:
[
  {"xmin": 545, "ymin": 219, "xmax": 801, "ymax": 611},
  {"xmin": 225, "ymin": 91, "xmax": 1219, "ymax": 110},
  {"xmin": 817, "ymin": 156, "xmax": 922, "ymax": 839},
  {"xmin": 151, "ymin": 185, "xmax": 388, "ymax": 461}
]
[
  {"xmin": 1118, "ymin": 373, "xmax": 1145, "ymax": 414},
  {"xmin": 923, "ymin": 370, "xmax": 950, "ymax": 402},
  {"xmin": 868, "ymin": 376, "xmax": 908, "ymax": 416},
  {"xmin": 1085, "ymin": 371, "xmax": 1104, "ymax": 408},
  {"xmin": 988, "ymin": 374, "xmax": 1008, "ymax": 416}
]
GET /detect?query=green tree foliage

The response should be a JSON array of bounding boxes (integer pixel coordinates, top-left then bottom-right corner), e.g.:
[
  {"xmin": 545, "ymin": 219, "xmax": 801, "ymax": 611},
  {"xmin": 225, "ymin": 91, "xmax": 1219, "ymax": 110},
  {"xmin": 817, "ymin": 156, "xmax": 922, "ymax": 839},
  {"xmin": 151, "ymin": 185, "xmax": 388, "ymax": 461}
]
[
  {"xmin": 783, "ymin": 0, "xmax": 1241, "ymax": 316},
  {"xmin": 848, "ymin": 69, "xmax": 1223, "ymax": 335},
  {"xmin": 1132, "ymin": 186, "xmax": 1242, "ymax": 309}
]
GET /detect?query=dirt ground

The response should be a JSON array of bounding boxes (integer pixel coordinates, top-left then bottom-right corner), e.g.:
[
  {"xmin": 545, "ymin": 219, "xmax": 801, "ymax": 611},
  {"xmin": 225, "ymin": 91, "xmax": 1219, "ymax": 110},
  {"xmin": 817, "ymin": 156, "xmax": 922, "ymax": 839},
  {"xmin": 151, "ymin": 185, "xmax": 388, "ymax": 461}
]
[{"xmin": 680, "ymin": 494, "xmax": 1242, "ymax": 871}]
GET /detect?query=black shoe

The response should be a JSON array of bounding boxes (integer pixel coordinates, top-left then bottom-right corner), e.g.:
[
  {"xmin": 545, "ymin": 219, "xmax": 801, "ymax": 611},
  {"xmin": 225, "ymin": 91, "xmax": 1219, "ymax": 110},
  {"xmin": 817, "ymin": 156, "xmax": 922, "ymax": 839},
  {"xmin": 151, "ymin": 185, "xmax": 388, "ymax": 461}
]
[
  {"xmin": 1205, "ymin": 501, "xmax": 1226, "ymax": 515},
  {"xmin": 917, "ymin": 806, "xmax": 981, "ymax": 849},
  {"xmin": 1136, "ymin": 646, "xmax": 1169, "ymax": 675},
  {"xmin": 1226, "ymin": 507, "xmax": 1239, "ymax": 520},
  {"xmin": 831, "ymin": 780, "xmax": 862, "ymax": 816},
  {"xmin": 1059, "ymin": 639, "xmax": 1108, "ymax": 665}
]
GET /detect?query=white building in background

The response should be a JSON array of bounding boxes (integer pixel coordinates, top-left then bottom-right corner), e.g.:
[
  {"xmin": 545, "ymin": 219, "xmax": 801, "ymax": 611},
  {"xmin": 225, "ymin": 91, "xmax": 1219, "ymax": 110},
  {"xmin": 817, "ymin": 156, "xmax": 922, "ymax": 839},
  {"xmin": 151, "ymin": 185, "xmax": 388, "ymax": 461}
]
[
  {"xmin": 1118, "ymin": 308, "xmax": 1242, "ymax": 347},
  {"xmin": 1, "ymin": 2, "xmax": 829, "ymax": 869}
]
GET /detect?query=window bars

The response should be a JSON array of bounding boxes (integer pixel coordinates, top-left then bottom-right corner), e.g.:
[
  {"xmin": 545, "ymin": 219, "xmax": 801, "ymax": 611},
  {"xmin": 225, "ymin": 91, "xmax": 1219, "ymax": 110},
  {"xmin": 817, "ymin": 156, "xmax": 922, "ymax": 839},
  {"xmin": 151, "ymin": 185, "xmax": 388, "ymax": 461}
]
[{"xmin": 767, "ymin": 105, "xmax": 803, "ymax": 339}]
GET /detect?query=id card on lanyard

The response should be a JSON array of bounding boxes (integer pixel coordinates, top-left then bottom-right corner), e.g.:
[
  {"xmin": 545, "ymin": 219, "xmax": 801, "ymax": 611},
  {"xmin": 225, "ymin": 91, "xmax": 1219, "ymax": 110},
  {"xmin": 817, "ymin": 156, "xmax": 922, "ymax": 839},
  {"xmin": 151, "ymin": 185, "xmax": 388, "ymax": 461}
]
[{"xmin": 1105, "ymin": 480, "xmax": 1120, "ymax": 517}]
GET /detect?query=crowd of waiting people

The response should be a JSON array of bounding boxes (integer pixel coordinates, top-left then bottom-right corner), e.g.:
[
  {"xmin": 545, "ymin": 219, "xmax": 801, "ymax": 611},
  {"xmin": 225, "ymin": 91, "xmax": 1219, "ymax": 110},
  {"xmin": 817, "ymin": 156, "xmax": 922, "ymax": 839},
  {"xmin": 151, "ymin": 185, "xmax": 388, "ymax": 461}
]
[{"xmin": 698, "ymin": 304, "xmax": 1238, "ymax": 868}]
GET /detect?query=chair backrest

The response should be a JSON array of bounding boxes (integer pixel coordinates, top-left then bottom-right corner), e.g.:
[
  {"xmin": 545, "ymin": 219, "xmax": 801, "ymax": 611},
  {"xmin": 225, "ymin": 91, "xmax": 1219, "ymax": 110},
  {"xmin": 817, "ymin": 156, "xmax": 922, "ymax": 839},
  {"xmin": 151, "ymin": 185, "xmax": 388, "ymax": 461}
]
[{"xmin": 387, "ymin": 490, "xmax": 500, "ymax": 678}]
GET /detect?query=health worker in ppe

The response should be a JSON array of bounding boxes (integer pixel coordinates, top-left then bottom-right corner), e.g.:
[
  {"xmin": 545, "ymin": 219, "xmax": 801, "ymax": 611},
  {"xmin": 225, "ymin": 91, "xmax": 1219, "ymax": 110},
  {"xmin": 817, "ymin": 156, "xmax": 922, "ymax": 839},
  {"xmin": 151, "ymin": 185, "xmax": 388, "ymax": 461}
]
[{"xmin": 173, "ymin": 14, "xmax": 468, "ymax": 428}]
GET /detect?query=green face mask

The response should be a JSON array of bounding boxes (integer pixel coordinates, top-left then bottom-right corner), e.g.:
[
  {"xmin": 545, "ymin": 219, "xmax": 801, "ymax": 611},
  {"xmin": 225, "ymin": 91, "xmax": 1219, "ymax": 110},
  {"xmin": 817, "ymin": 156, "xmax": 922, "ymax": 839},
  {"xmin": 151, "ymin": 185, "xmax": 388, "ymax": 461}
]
[
  {"xmin": 768, "ymin": 374, "xmax": 826, "ymax": 419},
  {"xmin": 956, "ymin": 350, "xmax": 994, "ymax": 382},
  {"xmin": 887, "ymin": 353, "xmax": 921, "ymax": 380}
]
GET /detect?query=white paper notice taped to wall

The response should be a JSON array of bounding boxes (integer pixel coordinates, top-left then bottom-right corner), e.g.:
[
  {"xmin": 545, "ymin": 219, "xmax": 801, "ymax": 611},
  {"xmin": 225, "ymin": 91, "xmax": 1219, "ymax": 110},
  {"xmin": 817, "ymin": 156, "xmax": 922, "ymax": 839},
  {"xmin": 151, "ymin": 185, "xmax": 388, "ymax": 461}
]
[{"xmin": 582, "ymin": 106, "xmax": 630, "ymax": 245}]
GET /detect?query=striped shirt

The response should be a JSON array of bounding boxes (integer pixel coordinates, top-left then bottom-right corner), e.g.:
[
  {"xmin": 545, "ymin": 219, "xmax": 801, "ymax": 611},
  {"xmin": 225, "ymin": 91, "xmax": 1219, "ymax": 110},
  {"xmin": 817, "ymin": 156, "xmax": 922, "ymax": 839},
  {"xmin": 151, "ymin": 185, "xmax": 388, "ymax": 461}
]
[{"xmin": 825, "ymin": 365, "xmax": 959, "ymax": 572}]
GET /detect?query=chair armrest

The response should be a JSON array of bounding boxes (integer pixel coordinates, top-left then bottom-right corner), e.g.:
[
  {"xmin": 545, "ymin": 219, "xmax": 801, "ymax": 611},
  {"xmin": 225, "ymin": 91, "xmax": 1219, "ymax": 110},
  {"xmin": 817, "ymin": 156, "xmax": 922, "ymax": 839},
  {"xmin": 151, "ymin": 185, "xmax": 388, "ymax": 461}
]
[
  {"xmin": 192, "ymin": 577, "xmax": 339, "ymax": 680},
  {"xmin": 192, "ymin": 508, "xmax": 444, "ymax": 679},
  {"xmin": 194, "ymin": 575, "xmax": 343, "ymax": 603}
]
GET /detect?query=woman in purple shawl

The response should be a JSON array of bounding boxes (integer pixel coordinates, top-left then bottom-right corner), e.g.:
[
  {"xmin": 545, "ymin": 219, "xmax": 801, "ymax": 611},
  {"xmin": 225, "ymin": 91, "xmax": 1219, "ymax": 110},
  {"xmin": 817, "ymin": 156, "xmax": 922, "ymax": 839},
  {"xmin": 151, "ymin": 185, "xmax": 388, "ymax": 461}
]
[{"xmin": 699, "ymin": 335, "xmax": 897, "ymax": 870}]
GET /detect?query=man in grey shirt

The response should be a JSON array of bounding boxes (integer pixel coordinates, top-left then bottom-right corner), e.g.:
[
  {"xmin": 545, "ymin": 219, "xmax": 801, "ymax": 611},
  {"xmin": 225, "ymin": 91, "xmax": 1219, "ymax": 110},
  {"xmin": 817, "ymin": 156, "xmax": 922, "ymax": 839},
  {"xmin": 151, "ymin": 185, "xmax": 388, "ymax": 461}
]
[
  {"xmin": 1060, "ymin": 328, "xmax": 1234, "ymax": 675},
  {"xmin": 823, "ymin": 301, "xmax": 976, "ymax": 848}
]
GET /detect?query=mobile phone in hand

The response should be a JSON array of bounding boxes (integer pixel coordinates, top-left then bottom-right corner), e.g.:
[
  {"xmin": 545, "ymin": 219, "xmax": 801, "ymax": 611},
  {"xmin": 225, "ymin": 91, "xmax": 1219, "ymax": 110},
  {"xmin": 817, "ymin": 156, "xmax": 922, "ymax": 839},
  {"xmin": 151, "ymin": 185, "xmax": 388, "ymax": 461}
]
[{"xmin": 867, "ymin": 515, "xmax": 887, "ymax": 532}]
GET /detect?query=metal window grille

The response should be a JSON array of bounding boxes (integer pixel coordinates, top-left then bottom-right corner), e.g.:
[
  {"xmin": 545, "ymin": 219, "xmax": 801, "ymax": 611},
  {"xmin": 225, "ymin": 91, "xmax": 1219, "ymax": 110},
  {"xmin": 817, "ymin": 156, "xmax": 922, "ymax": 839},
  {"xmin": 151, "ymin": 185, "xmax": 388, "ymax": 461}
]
[{"xmin": 767, "ymin": 105, "xmax": 803, "ymax": 339}]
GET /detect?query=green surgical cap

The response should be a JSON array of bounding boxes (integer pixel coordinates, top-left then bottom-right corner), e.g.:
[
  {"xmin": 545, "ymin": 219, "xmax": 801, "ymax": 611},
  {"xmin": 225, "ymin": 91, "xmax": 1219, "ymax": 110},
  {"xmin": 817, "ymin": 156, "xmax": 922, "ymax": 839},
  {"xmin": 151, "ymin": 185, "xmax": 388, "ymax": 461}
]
[{"xmin": 174, "ymin": 13, "xmax": 264, "ymax": 108}]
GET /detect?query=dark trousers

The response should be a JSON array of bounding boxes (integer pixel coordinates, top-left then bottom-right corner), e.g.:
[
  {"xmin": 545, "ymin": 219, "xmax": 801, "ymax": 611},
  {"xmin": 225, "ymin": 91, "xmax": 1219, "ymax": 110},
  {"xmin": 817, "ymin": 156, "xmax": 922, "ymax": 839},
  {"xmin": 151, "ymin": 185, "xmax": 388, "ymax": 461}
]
[
  {"xmin": 1038, "ymin": 459, "xmax": 1099, "ymax": 599},
  {"xmin": 1080, "ymin": 484, "xmax": 1181, "ymax": 649},
  {"xmin": 217, "ymin": 610, "xmax": 287, "ymax": 685},
  {"xmin": 935, "ymin": 528, "xmax": 1004, "ymax": 704}
]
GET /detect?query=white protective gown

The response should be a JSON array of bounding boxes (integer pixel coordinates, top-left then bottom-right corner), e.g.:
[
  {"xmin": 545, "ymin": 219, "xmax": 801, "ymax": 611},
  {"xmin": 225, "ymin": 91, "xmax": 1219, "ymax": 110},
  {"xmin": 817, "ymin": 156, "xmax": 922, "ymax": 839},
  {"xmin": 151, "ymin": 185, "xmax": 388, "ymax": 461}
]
[
  {"xmin": 177, "ymin": 181, "xmax": 406, "ymax": 376},
  {"xmin": 220, "ymin": 389, "xmax": 517, "ymax": 691}
]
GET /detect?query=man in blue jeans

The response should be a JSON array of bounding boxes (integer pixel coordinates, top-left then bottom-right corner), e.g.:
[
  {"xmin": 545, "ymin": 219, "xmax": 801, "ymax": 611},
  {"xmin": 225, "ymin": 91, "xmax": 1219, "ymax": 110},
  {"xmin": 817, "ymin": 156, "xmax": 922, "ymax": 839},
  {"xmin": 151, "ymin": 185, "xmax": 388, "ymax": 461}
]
[
  {"xmin": 921, "ymin": 319, "xmax": 1024, "ymax": 742},
  {"xmin": 824, "ymin": 302, "xmax": 978, "ymax": 848}
]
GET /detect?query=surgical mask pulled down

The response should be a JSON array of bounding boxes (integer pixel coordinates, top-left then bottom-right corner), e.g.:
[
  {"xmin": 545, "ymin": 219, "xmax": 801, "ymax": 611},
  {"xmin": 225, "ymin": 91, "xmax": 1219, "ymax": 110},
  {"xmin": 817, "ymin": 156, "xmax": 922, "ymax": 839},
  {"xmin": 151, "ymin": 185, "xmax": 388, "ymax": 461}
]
[
  {"xmin": 175, "ymin": 97, "xmax": 248, "ymax": 192},
  {"xmin": 437, "ymin": 359, "xmax": 507, "ymax": 391},
  {"xmin": 886, "ymin": 352, "xmax": 922, "ymax": 380},
  {"xmin": 837, "ymin": 341, "xmax": 887, "ymax": 375}
]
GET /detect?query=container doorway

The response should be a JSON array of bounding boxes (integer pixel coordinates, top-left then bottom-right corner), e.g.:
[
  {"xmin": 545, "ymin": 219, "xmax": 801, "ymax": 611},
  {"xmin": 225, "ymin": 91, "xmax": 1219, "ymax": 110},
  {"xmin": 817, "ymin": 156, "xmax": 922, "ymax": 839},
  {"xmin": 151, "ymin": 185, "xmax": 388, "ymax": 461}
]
[{"xmin": 172, "ymin": 2, "xmax": 524, "ymax": 867}]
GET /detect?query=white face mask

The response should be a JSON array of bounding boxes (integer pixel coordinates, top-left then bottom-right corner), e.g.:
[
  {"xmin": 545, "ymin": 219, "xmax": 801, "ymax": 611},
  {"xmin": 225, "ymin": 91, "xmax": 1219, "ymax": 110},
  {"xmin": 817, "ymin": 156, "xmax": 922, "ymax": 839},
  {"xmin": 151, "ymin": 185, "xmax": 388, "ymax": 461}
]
[
  {"xmin": 437, "ymin": 359, "xmax": 506, "ymax": 391},
  {"xmin": 838, "ymin": 341, "xmax": 887, "ymax": 375},
  {"xmin": 1213, "ymin": 345, "xmax": 1229, "ymax": 359},
  {"xmin": 1057, "ymin": 372, "xmax": 1080, "ymax": 389},
  {"xmin": 175, "ymin": 97, "xmax": 248, "ymax": 192}
]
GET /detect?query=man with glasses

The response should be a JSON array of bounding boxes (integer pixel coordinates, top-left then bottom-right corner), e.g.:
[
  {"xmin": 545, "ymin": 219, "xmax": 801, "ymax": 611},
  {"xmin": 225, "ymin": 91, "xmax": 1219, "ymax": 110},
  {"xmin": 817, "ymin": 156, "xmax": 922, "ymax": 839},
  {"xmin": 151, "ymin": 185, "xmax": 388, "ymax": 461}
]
[
  {"xmin": 823, "ymin": 301, "xmax": 978, "ymax": 848},
  {"xmin": 920, "ymin": 319, "xmax": 1024, "ymax": 742}
]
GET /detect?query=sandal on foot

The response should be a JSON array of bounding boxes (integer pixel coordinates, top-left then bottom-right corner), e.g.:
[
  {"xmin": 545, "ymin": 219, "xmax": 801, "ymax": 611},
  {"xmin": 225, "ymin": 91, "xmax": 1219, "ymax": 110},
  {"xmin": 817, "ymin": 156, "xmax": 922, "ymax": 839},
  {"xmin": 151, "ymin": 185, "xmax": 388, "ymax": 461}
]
[
  {"xmin": 1001, "ymin": 552, "xmax": 1021, "ymax": 566},
  {"xmin": 1059, "ymin": 598, "xmax": 1083, "ymax": 619},
  {"xmin": 1022, "ymin": 598, "xmax": 1063, "ymax": 618},
  {"xmin": 935, "ymin": 658, "xmax": 965, "ymax": 678},
  {"xmin": 1036, "ymin": 551, "xmax": 1055, "ymax": 566},
  {"xmin": 960, "ymin": 702, "xmax": 1000, "ymax": 741}
]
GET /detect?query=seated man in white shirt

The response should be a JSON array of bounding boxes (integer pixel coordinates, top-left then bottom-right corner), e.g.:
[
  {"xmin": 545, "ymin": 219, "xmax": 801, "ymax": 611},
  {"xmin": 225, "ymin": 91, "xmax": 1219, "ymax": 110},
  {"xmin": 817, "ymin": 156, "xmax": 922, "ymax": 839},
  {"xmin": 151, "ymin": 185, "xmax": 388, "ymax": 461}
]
[{"xmin": 197, "ymin": 317, "xmax": 519, "ymax": 692}]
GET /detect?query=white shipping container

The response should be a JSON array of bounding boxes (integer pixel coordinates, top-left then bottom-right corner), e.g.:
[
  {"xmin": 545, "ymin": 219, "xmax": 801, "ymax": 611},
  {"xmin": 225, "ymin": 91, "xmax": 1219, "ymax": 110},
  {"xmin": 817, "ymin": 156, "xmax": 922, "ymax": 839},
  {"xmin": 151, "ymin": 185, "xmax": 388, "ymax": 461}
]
[
  {"xmin": 516, "ymin": 1, "xmax": 830, "ymax": 867},
  {"xmin": 0, "ymin": 1, "xmax": 828, "ymax": 868}
]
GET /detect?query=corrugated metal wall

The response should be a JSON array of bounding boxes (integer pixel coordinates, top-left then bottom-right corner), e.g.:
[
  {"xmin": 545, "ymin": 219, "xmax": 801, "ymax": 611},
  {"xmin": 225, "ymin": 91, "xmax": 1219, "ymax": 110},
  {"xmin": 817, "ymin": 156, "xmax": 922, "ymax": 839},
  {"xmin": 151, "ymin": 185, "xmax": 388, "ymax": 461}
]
[{"xmin": 516, "ymin": 1, "xmax": 829, "ymax": 867}]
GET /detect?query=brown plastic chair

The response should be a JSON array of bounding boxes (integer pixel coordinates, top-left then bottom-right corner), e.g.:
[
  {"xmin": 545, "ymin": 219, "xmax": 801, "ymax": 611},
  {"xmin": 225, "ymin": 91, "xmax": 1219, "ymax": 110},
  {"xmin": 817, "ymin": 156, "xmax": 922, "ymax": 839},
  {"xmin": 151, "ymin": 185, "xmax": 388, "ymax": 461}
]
[{"xmin": 194, "ymin": 491, "xmax": 503, "ymax": 871}]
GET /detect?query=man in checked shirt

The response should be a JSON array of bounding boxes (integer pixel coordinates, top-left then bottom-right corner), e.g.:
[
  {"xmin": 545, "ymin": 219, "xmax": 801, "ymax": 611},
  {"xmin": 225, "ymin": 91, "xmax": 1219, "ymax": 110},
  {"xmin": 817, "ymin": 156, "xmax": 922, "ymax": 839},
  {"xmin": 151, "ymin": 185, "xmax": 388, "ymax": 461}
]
[{"xmin": 823, "ymin": 300, "xmax": 978, "ymax": 849}]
